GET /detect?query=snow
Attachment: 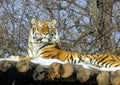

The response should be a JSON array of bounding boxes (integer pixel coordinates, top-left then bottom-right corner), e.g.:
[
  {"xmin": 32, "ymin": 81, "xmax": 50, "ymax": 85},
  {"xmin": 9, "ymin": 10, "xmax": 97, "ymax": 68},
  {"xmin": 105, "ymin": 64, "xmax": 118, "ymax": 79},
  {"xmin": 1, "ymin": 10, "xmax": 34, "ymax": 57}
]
[
  {"xmin": 1, "ymin": 56, "xmax": 120, "ymax": 71},
  {"xmin": 30, "ymin": 57, "xmax": 65, "ymax": 66}
]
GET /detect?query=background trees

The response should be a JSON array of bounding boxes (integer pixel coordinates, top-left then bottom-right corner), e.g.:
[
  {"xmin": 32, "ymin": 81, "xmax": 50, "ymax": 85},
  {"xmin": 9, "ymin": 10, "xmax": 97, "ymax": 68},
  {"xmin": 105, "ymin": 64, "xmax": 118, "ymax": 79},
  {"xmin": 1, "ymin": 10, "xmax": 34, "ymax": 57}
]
[{"xmin": 0, "ymin": 0, "xmax": 120, "ymax": 57}]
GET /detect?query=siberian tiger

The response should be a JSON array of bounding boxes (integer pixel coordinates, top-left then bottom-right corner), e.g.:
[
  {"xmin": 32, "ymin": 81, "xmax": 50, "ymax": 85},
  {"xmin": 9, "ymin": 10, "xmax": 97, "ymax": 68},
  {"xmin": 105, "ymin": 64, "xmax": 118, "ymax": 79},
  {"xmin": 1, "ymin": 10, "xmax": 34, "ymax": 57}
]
[{"xmin": 19, "ymin": 18, "xmax": 120, "ymax": 71}]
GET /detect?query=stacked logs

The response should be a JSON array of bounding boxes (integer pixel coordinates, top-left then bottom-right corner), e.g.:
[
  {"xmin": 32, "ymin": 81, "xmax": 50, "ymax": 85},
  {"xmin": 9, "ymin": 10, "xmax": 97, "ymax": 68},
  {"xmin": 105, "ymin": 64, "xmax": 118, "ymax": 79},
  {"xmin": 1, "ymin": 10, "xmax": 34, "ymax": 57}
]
[{"xmin": 0, "ymin": 60, "xmax": 120, "ymax": 85}]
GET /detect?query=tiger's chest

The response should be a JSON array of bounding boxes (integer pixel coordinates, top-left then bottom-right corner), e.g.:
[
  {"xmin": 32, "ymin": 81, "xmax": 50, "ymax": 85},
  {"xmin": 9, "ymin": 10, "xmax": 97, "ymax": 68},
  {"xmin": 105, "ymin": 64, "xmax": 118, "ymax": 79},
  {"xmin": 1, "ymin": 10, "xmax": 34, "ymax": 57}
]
[
  {"xmin": 29, "ymin": 42, "xmax": 43, "ymax": 57},
  {"xmin": 33, "ymin": 44, "xmax": 40, "ymax": 55}
]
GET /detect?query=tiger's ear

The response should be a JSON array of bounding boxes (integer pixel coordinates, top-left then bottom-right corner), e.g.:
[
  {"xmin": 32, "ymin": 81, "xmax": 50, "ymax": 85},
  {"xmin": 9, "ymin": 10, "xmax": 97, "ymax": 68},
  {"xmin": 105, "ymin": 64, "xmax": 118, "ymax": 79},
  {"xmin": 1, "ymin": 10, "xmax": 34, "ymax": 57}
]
[
  {"xmin": 31, "ymin": 18, "xmax": 37, "ymax": 24},
  {"xmin": 51, "ymin": 19, "xmax": 56, "ymax": 25}
]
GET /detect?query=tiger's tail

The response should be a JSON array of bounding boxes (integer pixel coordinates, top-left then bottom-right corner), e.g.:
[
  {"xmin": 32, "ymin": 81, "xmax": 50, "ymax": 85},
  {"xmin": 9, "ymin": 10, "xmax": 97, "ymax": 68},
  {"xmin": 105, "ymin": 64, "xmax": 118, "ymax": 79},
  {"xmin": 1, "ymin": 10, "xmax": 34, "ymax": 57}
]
[{"xmin": 19, "ymin": 56, "xmax": 37, "ymax": 61}]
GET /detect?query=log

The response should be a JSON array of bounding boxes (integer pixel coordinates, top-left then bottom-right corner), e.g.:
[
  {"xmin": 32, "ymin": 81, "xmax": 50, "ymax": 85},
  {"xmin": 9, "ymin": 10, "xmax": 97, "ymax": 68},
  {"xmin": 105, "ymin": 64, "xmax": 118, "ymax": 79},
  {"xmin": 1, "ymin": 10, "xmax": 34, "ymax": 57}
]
[
  {"xmin": 16, "ymin": 61, "xmax": 30, "ymax": 73},
  {"xmin": 97, "ymin": 71, "xmax": 110, "ymax": 85},
  {"xmin": 112, "ymin": 77, "xmax": 120, "ymax": 85},
  {"xmin": 47, "ymin": 63, "xmax": 74, "ymax": 79},
  {"xmin": 61, "ymin": 63, "xmax": 74, "ymax": 78},
  {"xmin": 47, "ymin": 62, "xmax": 61, "ymax": 79},
  {"xmin": 76, "ymin": 66, "xmax": 91, "ymax": 82},
  {"xmin": 0, "ymin": 60, "xmax": 16, "ymax": 72},
  {"xmin": 0, "ymin": 60, "xmax": 120, "ymax": 85},
  {"xmin": 33, "ymin": 65, "xmax": 46, "ymax": 80}
]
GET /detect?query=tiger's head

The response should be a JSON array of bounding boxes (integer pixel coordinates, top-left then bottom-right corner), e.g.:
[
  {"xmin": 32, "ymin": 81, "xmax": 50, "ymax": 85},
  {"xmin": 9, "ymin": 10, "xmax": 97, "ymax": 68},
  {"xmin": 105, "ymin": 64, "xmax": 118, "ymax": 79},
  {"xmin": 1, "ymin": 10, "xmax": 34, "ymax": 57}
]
[{"xmin": 31, "ymin": 19, "xmax": 60, "ymax": 45}]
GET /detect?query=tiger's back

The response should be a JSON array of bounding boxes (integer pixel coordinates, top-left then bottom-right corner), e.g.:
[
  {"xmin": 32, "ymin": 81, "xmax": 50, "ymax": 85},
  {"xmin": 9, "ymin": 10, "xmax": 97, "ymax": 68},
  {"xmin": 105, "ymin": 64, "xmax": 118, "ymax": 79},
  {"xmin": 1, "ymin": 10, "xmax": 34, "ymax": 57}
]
[{"xmin": 41, "ymin": 47, "xmax": 120, "ymax": 68}]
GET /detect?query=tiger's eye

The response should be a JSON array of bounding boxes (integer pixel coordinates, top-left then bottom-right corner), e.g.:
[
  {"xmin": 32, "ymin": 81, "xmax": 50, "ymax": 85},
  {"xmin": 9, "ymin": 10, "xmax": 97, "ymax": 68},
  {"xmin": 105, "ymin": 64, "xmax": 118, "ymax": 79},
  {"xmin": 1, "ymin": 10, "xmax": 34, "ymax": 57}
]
[{"xmin": 51, "ymin": 34, "xmax": 54, "ymax": 36}]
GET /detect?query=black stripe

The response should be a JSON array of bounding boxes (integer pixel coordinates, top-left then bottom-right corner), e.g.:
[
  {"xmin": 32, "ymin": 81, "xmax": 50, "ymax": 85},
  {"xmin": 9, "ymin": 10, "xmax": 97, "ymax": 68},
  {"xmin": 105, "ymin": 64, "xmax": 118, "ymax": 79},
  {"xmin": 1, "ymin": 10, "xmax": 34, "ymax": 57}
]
[
  {"xmin": 38, "ymin": 43, "xmax": 53, "ymax": 50},
  {"xmin": 51, "ymin": 55, "xmax": 56, "ymax": 58},
  {"xmin": 70, "ymin": 54, "xmax": 73, "ymax": 64},
  {"xmin": 93, "ymin": 55, "xmax": 102, "ymax": 64},
  {"xmin": 68, "ymin": 59, "xmax": 70, "ymax": 63},
  {"xmin": 114, "ymin": 64, "xmax": 120, "ymax": 67},
  {"xmin": 74, "ymin": 60, "xmax": 76, "ymax": 64},
  {"xmin": 28, "ymin": 45, "xmax": 34, "ymax": 56},
  {"xmin": 86, "ymin": 55, "xmax": 94, "ymax": 63},
  {"xmin": 89, "ymin": 58, "xmax": 92, "ymax": 63},
  {"xmin": 78, "ymin": 55, "xmax": 82, "ymax": 63},
  {"xmin": 101, "ymin": 61, "xmax": 109, "ymax": 66},
  {"xmin": 112, "ymin": 55, "xmax": 120, "ymax": 62},
  {"xmin": 103, "ymin": 61, "xmax": 112, "ymax": 67},
  {"xmin": 41, "ymin": 50, "xmax": 59, "ymax": 59},
  {"xmin": 78, "ymin": 56, "xmax": 81, "ymax": 63},
  {"xmin": 43, "ymin": 55, "xmax": 51, "ymax": 58},
  {"xmin": 32, "ymin": 28, "xmax": 34, "ymax": 34},
  {"xmin": 40, "ymin": 50, "xmax": 53, "ymax": 55},
  {"xmin": 51, "ymin": 52, "xmax": 60, "ymax": 59},
  {"xmin": 61, "ymin": 51, "xmax": 69, "ymax": 62},
  {"xmin": 108, "ymin": 62, "xmax": 114, "ymax": 67},
  {"xmin": 97, "ymin": 55, "xmax": 109, "ymax": 64}
]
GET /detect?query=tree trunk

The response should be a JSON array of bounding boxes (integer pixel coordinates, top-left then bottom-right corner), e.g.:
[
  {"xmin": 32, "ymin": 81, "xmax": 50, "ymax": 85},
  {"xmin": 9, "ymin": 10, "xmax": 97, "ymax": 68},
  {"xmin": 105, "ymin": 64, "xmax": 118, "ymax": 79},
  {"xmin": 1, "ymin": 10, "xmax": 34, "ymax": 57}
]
[{"xmin": 92, "ymin": 0, "xmax": 116, "ymax": 53}]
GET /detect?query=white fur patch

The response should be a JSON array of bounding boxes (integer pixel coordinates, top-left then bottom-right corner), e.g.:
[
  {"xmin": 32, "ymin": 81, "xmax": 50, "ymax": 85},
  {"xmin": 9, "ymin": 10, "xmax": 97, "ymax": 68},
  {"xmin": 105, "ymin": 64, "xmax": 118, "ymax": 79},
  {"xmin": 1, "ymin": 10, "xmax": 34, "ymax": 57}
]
[{"xmin": 42, "ymin": 38, "xmax": 49, "ymax": 42}]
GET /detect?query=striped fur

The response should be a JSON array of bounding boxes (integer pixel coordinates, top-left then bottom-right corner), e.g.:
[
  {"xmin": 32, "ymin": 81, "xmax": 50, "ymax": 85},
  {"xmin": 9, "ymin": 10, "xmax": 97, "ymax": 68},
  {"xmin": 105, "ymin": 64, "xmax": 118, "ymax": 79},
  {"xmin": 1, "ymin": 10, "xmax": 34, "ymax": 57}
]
[{"xmin": 19, "ymin": 19, "xmax": 120, "ymax": 71}]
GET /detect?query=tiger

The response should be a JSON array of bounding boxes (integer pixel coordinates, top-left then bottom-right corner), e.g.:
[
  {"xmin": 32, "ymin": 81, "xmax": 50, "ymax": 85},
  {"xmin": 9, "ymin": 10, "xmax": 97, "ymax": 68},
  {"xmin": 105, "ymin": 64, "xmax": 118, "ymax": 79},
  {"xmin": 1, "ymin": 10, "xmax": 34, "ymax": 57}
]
[{"xmin": 19, "ymin": 18, "xmax": 120, "ymax": 71}]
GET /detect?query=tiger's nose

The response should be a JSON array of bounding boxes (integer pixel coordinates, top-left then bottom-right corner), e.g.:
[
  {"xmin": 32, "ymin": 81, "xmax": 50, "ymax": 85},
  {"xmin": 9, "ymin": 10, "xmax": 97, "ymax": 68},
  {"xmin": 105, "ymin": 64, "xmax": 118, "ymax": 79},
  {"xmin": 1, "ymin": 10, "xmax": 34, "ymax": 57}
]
[{"xmin": 43, "ymin": 32, "xmax": 48, "ymax": 35}]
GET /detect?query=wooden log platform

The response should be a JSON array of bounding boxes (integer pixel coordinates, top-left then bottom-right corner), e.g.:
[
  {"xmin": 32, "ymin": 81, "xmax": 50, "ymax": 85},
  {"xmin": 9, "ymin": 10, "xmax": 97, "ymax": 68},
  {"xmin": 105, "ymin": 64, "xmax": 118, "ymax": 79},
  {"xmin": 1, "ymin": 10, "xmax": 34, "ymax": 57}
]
[{"xmin": 0, "ymin": 60, "xmax": 120, "ymax": 85}]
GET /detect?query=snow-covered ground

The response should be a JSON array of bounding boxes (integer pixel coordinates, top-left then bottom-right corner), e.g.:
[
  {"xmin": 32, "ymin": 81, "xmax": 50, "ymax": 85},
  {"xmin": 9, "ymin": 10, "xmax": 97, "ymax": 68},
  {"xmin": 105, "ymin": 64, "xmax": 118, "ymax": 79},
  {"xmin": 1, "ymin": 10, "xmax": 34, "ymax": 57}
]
[
  {"xmin": 1, "ymin": 56, "xmax": 120, "ymax": 71},
  {"xmin": 0, "ymin": 56, "xmax": 65, "ymax": 66}
]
